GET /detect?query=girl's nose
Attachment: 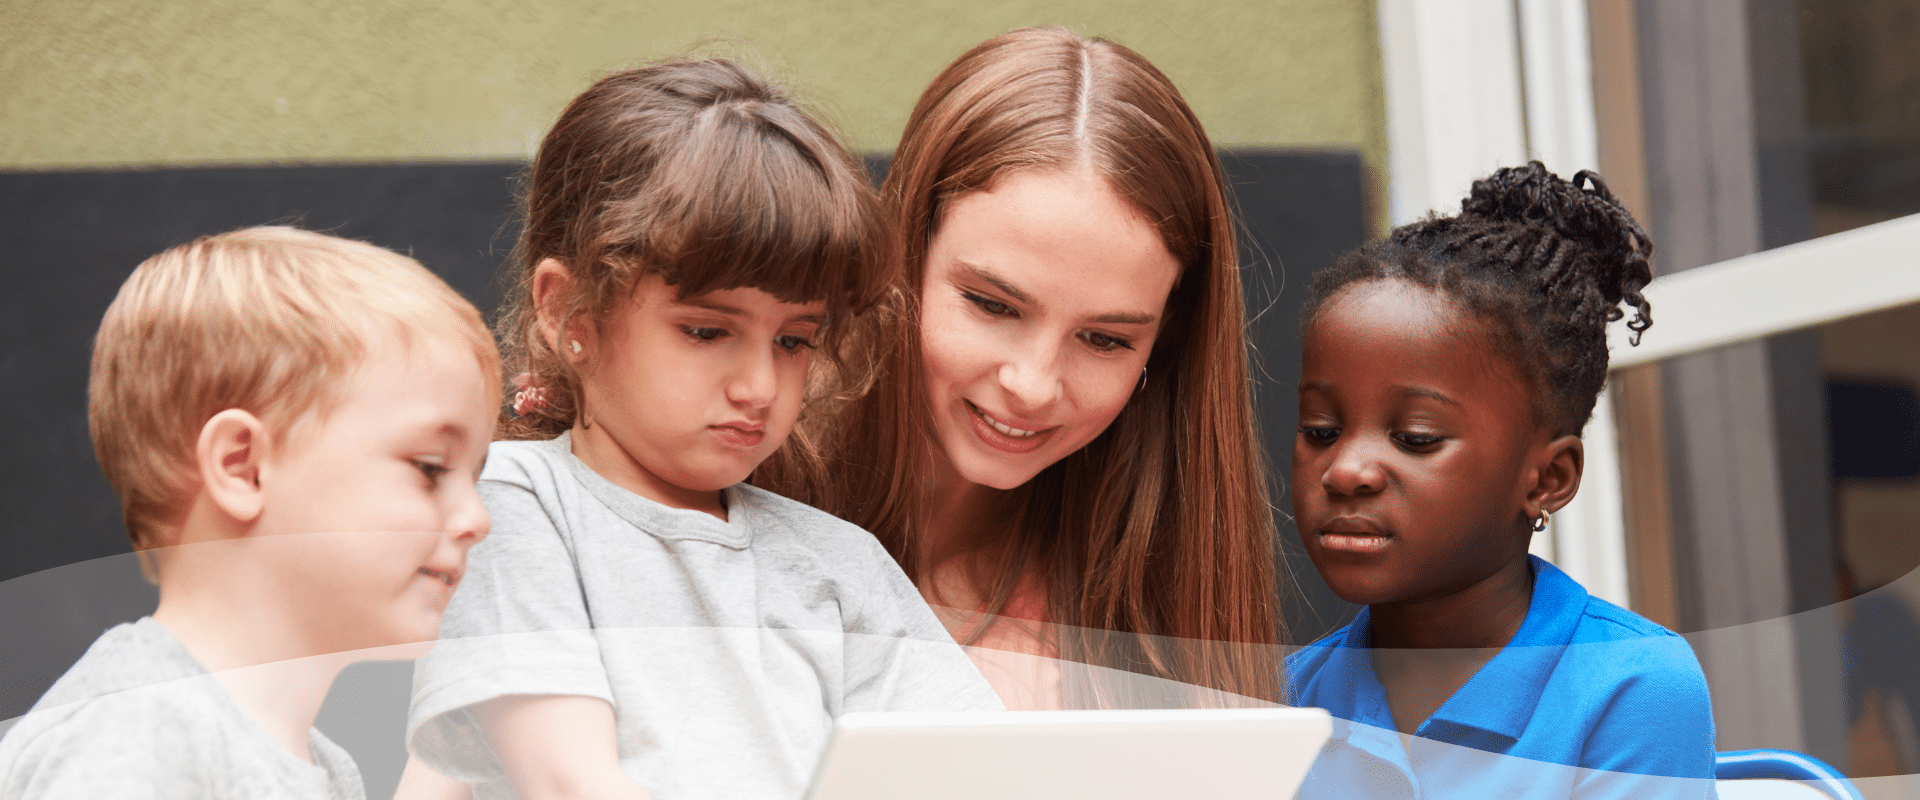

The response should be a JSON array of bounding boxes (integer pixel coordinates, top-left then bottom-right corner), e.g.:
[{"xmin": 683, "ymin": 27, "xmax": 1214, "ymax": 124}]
[
  {"xmin": 1323, "ymin": 441, "xmax": 1386, "ymax": 496},
  {"xmin": 727, "ymin": 346, "xmax": 779, "ymax": 408}
]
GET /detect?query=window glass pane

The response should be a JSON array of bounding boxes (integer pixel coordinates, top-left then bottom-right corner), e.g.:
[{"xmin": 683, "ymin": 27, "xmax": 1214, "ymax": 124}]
[{"xmin": 1613, "ymin": 299, "xmax": 1920, "ymax": 777}]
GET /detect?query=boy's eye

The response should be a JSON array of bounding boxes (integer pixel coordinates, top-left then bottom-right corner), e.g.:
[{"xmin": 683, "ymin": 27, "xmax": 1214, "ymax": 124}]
[
  {"xmin": 413, "ymin": 460, "xmax": 449, "ymax": 485},
  {"xmin": 1393, "ymin": 432, "xmax": 1445, "ymax": 451},
  {"xmin": 962, "ymin": 291, "xmax": 1015, "ymax": 318},
  {"xmin": 1078, "ymin": 331, "xmax": 1135, "ymax": 352},
  {"xmin": 1298, "ymin": 425, "xmax": 1340, "ymax": 445},
  {"xmin": 682, "ymin": 326, "xmax": 728, "ymax": 342},
  {"xmin": 774, "ymin": 334, "xmax": 814, "ymax": 352}
]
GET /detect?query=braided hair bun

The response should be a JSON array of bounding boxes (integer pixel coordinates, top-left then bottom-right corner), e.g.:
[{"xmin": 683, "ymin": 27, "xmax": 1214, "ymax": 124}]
[
  {"xmin": 1302, "ymin": 161, "xmax": 1656, "ymax": 435},
  {"xmin": 1462, "ymin": 161, "xmax": 1653, "ymax": 345}
]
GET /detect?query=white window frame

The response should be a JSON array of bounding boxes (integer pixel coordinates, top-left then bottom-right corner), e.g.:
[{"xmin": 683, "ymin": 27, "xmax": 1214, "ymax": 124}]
[{"xmin": 1378, "ymin": 0, "xmax": 1628, "ymax": 603}]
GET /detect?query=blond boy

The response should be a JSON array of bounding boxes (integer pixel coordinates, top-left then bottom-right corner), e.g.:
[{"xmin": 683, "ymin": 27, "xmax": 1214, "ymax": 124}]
[{"xmin": 0, "ymin": 227, "xmax": 500, "ymax": 799}]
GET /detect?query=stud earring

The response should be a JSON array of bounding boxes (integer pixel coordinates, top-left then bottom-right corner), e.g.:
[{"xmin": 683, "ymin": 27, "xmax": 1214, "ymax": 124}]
[
  {"xmin": 570, "ymin": 340, "xmax": 582, "ymax": 355},
  {"xmin": 1532, "ymin": 509, "xmax": 1551, "ymax": 533}
]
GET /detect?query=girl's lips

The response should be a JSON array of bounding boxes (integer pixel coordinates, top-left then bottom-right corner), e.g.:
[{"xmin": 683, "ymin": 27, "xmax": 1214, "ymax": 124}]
[
  {"xmin": 1318, "ymin": 531, "xmax": 1393, "ymax": 553},
  {"xmin": 1316, "ymin": 518, "xmax": 1393, "ymax": 553},
  {"xmin": 965, "ymin": 401, "xmax": 1055, "ymax": 455},
  {"xmin": 710, "ymin": 424, "xmax": 766, "ymax": 448}
]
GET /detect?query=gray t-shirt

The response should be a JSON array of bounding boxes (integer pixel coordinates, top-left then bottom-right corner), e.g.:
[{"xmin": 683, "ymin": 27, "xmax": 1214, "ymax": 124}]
[
  {"xmin": 0, "ymin": 617, "xmax": 364, "ymax": 800},
  {"xmin": 409, "ymin": 434, "xmax": 1001, "ymax": 800}
]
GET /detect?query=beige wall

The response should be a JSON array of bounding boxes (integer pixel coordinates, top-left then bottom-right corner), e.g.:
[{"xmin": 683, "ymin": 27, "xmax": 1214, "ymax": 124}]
[{"xmin": 0, "ymin": 0, "xmax": 1385, "ymax": 174}]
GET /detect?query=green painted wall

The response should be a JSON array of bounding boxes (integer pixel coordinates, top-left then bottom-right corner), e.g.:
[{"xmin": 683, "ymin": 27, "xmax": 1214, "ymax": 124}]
[{"xmin": 1, "ymin": 0, "xmax": 1384, "ymax": 174}]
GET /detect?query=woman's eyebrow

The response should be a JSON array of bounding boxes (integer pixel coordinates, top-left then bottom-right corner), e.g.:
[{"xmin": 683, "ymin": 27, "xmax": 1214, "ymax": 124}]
[
  {"xmin": 1091, "ymin": 310, "xmax": 1157, "ymax": 325},
  {"xmin": 958, "ymin": 263, "xmax": 1030, "ymax": 303}
]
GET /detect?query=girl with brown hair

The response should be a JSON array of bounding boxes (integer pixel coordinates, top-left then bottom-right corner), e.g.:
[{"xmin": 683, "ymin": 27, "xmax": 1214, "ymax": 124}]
[
  {"xmin": 761, "ymin": 26, "xmax": 1283, "ymax": 709},
  {"xmin": 400, "ymin": 58, "xmax": 998, "ymax": 800}
]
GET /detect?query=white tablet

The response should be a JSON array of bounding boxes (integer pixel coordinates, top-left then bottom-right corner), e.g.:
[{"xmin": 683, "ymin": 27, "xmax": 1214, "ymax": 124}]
[{"xmin": 805, "ymin": 707, "xmax": 1332, "ymax": 800}]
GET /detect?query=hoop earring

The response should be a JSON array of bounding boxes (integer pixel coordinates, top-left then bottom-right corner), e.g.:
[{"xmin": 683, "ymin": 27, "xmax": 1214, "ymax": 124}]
[
  {"xmin": 1136, "ymin": 367, "xmax": 1148, "ymax": 393},
  {"xmin": 1532, "ymin": 509, "xmax": 1551, "ymax": 533}
]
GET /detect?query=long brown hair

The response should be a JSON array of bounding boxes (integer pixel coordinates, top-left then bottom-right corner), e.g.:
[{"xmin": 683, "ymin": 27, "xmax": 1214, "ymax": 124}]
[
  {"xmin": 758, "ymin": 27, "xmax": 1281, "ymax": 705},
  {"xmin": 496, "ymin": 58, "xmax": 893, "ymax": 440}
]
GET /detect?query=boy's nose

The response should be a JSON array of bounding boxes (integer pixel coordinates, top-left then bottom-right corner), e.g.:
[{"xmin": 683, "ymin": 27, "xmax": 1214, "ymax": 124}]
[{"xmin": 450, "ymin": 482, "xmax": 490, "ymax": 545}]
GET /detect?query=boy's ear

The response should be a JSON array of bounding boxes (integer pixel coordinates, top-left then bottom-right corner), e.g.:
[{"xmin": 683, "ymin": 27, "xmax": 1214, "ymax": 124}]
[
  {"xmin": 197, "ymin": 409, "xmax": 269, "ymax": 524},
  {"xmin": 1526, "ymin": 434, "xmax": 1585, "ymax": 518},
  {"xmin": 531, "ymin": 258, "xmax": 584, "ymax": 360}
]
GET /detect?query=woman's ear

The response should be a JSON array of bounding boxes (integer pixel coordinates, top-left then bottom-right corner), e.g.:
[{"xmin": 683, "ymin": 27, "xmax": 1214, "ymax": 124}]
[
  {"xmin": 197, "ymin": 409, "xmax": 269, "ymax": 524},
  {"xmin": 1526, "ymin": 434, "xmax": 1585, "ymax": 518},
  {"xmin": 531, "ymin": 258, "xmax": 581, "ymax": 359}
]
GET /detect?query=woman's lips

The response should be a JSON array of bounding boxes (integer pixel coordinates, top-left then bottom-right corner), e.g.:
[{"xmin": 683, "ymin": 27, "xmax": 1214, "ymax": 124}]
[{"xmin": 965, "ymin": 401, "xmax": 1054, "ymax": 455}]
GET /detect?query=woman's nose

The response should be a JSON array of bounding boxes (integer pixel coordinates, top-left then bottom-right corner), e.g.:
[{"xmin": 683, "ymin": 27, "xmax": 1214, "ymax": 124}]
[{"xmin": 996, "ymin": 338, "xmax": 1064, "ymax": 412}]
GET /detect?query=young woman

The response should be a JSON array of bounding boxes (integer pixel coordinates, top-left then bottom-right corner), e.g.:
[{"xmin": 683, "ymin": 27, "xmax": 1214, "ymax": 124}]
[{"xmin": 761, "ymin": 26, "xmax": 1283, "ymax": 709}]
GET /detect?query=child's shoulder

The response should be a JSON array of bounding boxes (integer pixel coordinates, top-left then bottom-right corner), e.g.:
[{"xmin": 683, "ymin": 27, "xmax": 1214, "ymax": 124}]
[
  {"xmin": 1, "ymin": 619, "xmax": 362, "ymax": 798},
  {"xmin": 1574, "ymin": 592, "xmax": 1682, "ymax": 642},
  {"xmin": 732, "ymin": 482, "xmax": 882, "ymax": 550},
  {"xmin": 26, "ymin": 618, "xmax": 201, "ymax": 712},
  {"xmin": 478, "ymin": 436, "xmax": 572, "ymax": 486},
  {"xmin": 1563, "ymin": 592, "xmax": 1707, "ymax": 694},
  {"xmin": 1533, "ymin": 564, "xmax": 1709, "ymax": 717}
]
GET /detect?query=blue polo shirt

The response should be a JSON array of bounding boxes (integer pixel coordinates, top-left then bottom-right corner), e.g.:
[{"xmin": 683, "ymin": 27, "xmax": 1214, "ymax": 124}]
[{"xmin": 1286, "ymin": 556, "xmax": 1717, "ymax": 798}]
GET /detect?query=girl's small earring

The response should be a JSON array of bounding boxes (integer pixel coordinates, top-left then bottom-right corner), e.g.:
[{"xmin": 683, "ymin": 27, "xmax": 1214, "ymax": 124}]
[
  {"xmin": 1136, "ymin": 367, "xmax": 1148, "ymax": 393},
  {"xmin": 1532, "ymin": 509, "xmax": 1551, "ymax": 533},
  {"xmin": 570, "ymin": 340, "xmax": 583, "ymax": 355}
]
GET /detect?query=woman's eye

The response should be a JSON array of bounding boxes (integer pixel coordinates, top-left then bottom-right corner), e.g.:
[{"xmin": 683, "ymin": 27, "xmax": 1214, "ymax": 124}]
[
  {"xmin": 1394, "ymin": 432, "xmax": 1445, "ymax": 450},
  {"xmin": 682, "ymin": 326, "xmax": 728, "ymax": 342},
  {"xmin": 962, "ymin": 291, "xmax": 1014, "ymax": 317},
  {"xmin": 413, "ymin": 460, "xmax": 449, "ymax": 485},
  {"xmin": 1299, "ymin": 426, "xmax": 1340, "ymax": 445},
  {"xmin": 1078, "ymin": 331, "xmax": 1135, "ymax": 352},
  {"xmin": 775, "ymin": 334, "xmax": 814, "ymax": 352}
]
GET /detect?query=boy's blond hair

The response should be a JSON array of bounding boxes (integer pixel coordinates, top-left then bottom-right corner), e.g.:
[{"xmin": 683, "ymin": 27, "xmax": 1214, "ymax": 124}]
[{"xmin": 89, "ymin": 226, "xmax": 501, "ymax": 563}]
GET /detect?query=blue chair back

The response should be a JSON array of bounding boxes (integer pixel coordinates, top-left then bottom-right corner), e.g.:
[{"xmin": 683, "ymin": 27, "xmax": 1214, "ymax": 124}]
[{"xmin": 1715, "ymin": 749, "xmax": 1864, "ymax": 800}]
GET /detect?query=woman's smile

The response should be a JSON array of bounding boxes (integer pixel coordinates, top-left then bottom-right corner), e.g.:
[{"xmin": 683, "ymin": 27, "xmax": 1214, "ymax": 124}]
[
  {"xmin": 965, "ymin": 400, "xmax": 1056, "ymax": 453},
  {"xmin": 919, "ymin": 168, "xmax": 1179, "ymax": 491}
]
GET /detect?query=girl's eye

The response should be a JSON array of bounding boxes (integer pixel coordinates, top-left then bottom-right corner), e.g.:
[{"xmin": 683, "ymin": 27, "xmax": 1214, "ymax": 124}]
[
  {"xmin": 1079, "ymin": 331, "xmax": 1135, "ymax": 352},
  {"xmin": 413, "ymin": 460, "xmax": 449, "ymax": 485},
  {"xmin": 1394, "ymin": 432, "xmax": 1445, "ymax": 451},
  {"xmin": 1299, "ymin": 426, "xmax": 1340, "ymax": 445},
  {"xmin": 774, "ymin": 334, "xmax": 814, "ymax": 352},
  {"xmin": 682, "ymin": 326, "xmax": 728, "ymax": 342},
  {"xmin": 962, "ymin": 291, "xmax": 1015, "ymax": 318}
]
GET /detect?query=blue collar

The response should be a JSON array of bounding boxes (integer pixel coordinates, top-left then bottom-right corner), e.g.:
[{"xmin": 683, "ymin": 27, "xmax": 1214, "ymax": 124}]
[{"xmin": 1315, "ymin": 556, "xmax": 1589, "ymax": 743}]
